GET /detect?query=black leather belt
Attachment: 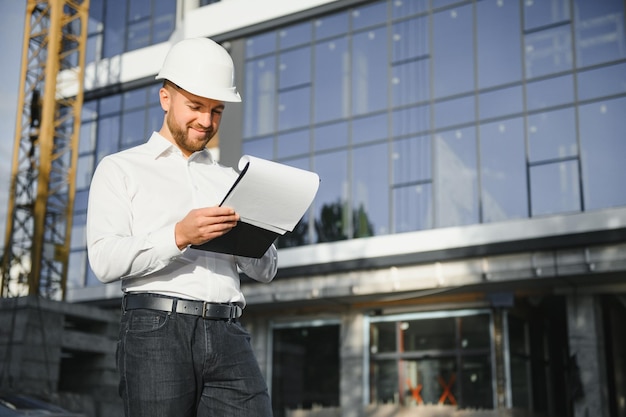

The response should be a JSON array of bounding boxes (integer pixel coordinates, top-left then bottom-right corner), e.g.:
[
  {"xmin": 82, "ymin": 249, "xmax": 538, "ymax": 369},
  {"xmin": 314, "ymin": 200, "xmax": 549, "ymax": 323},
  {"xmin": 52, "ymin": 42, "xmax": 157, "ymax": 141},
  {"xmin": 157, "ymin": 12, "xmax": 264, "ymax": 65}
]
[{"xmin": 123, "ymin": 294, "xmax": 242, "ymax": 321}]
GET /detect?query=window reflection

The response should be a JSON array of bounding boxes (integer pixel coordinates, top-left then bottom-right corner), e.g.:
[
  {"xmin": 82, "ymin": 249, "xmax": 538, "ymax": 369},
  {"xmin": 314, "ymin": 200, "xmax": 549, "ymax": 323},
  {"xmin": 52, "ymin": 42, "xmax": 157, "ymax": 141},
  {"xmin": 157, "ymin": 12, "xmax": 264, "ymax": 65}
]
[
  {"xmin": 527, "ymin": 108, "xmax": 577, "ymax": 163},
  {"xmin": 353, "ymin": 143, "xmax": 388, "ymax": 236},
  {"xmin": 574, "ymin": 0, "xmax": 626, "ymax": 68},
  {"xmin": 530, "ymin": 160, "xmax": 581, "ymax": 216},
  {"xmin": 524, "ymin": 26, "xmax": 573, "ymax": 79},
  {"xmin": 523, "ymin": 0, "xmax": 570, "ymax": 31}
]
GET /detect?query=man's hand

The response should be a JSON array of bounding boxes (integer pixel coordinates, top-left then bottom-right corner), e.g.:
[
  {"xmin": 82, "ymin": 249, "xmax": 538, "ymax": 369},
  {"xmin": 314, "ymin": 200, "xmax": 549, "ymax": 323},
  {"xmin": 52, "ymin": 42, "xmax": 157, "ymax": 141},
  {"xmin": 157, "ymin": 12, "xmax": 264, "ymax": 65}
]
[{"xmin": 175, "ymin": 206, "xmax": 239, "ymax": 250}]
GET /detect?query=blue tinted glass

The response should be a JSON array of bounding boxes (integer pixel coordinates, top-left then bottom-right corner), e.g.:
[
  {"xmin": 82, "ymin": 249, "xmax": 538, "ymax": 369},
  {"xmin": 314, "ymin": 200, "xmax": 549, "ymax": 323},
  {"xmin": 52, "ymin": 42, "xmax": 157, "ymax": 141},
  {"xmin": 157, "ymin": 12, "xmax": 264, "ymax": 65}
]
[
  {"xmin": 392, "ymin": 135, "xmax": 431, "ymax": 184},
  {"xmin": 352, "ymin": 2, "xmax": 387, "ymax": 30},
  {"xmin": 103, "ymin": 0, "xmax": 125, "ymax": 58},
  {"xmin": 527, "ymin": 108, "xmax": 577, "ymax": 163},
  {"xmin": 432, "ymin": 0, "xmax": 465, "ymax": 8},
  {"xmin": 147, "ymin": 104, "xmax": 162, "ymax": 133},
  {"xmin": 76, "ymin": 155, "xmax": 95, "ymax": 190},
  {"xmin": 530, "ymin": 160, "xmax": 580, "ymax": 216},
  {"xmin": 74, "ymin": 189, "xmax": 89, "ymax": 213},
  {"xmin": 123, "ymin": 88, "xmax": 147, "ymax": 110},
  {"xmin": 242, "ymin": 136, "xmax": 274, "ymax": 160},
  {"xmin": 352, "ymin": 27, "xmax": 389, "ymax": 115},
  {"xmin": 127, "ymin": 20, "xmax": 150, "ymax": 51},
  {"xmin": 578, "ymin": 62, "xmax": 626, "ymax": 100},
  {"xmin": 121, "ymin": 108, "xmax": 145, "ymax": 147},
  {"xmin": 246, "ymin": 32, "xmax": 276, "ymax": 58},
  {"xmin": 314, "ymin": 37, "xmax": 349, "ymax": 123},
  {"xmin": 392, "ymin": 104, "xmax": 430, "ymax": 137},
  {"xmin": 99, "ymin": 95, "xmax": 121, "ymax": 115},
  {"xmin": 479, "ymin": 118, "xmax": 528, "ymax": 222},
  {"xmin": 477, "ymin": 0, "xmax": 522, "ymax": 89},
  {"xmin": 353, "ymin": 113, "xmax": 388, "ymax": 144},
  {"xmin": 524, "ymin": 0, "xmax": 570, "ymax": 31},
  {"xmin": 525, "ymin": 74, "xmax": 574, "ymax": 111},
  {"xmin": 433, "ymin": 5, "xmax": 475, "ymax": 98},
  {"xmin": 479, "ymin": 86, "xmax": 523, "ymax": 120},
  {"xmin": 129, "ymin": 0, "xmax": 150, "ymax": 22},
  {"xmin": 392, "ymin": 59, "xmax": 430, "ymax": 106},
  {"xmin": 579, "ymin": 97, "xmax": 626, "ymax": 210},
  {"xmin": 96, "ymin": 115, "xmax": 120, "ymax": 162},
  {"xmin": 277, "ymin": 129, "xmax": 309, "ymax": 158},
  {"xmin": 435, "ymin": 127, "xmax": 479, "ymax": 227},
  {"xmin": 314, "ymin": 12, "xmax": 349, "ymax": 40},
  {"xmin": 279, "ymin": 46, "xmax": 311, "ymax": 89},
  {"xmin": 392, "ymin": 0, "xmax": 429, "ymax": 18},
  {"xmin": 314, "ymin": 121, "xmax": 348, "ymax": 151},
  {"xmin": 153, "ymin": 2, "xmax": 176, "ymax": 43},
  {"xmin": 353, "ymin": 142, "xmax": 389, "ymax": 236},
  {"xmin": 313, "ymin": 150, "xmax": 349, "ymax": 242},
  {"xmin": 82, "ymin": 100, "xmax": 98, "ymax": 121},
  {"xmin": 392, "ymin": 17, "xmax": 429, "ymax": 62},
  {"xmin": 244, "ymin": 56, "xmax": 276, "ymax": 137},
  {"xmin": 279, "ymin": 22, "xmax": 312, "ymax": 49},
  {"xmin": 524, "ymin": 25, "xmax": 572, "ymax": 79},
  {"xmin": 68, "ymin": 250, "xmax": 87, "ymax": 288},
  {"xmin": 434, "ymin": 95, "xmax": 475, "ymax": 129},
  {"xmin": 393, "ymin": 183, "xmax": 433, "ymax": 233},
  {"xmin": 79, "ymin": 121, "xmax": 96, "ymax": 154},
  {"xmin": 71, "ymin": 212, "xmax": 87, "ymax": 249},
  {"xmin": 278, "ymin": 87, "xmax": 311, "ymax": 131},
  {"xmin": 88, "ymin": 0, "xmax": 104, "ymax": 35},
  {"xmin": 574, "ymin": 0, "xmax": 626, "ymax": 67}
]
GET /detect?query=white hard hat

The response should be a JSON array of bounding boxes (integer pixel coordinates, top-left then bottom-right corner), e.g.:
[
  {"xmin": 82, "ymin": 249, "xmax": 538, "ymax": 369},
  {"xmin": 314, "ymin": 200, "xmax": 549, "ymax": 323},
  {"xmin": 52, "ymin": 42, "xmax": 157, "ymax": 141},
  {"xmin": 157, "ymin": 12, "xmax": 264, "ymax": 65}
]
[{"xmin": 156, "ymin": 37, "xmax": 241, "ymax": 102}]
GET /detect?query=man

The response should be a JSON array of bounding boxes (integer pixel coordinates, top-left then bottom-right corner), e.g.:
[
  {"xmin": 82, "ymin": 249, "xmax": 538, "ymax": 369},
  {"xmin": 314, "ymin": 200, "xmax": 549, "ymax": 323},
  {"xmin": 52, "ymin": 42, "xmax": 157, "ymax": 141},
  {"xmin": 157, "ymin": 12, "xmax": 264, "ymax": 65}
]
[{"xmin": 86, "ymin": 37, "xmax": 277, "ymax": 417}]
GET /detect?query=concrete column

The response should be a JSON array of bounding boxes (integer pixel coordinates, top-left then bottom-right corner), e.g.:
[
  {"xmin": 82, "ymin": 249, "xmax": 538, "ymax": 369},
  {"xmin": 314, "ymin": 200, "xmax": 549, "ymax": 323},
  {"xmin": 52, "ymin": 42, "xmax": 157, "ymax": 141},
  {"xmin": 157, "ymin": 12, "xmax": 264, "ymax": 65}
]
[
  {"xmin": 340, "ymin": 311, "xmax": 365, "ymax": 417},
  {"xmin": 567, "ymin": 294, "xmax": 610, "ymax": 417}
]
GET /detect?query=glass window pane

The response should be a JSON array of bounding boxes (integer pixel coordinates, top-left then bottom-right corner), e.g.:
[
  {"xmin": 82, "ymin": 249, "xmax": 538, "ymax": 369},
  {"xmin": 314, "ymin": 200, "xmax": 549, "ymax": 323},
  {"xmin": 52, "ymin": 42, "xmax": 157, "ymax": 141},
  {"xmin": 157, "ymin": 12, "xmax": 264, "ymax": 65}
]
[
  {"xmin": 244, "ymin": 57, "xmax": 276, "ymax": 137},
  {"xmin": 392, "ymin": 0, "xmax": 428, "ymax": 18},
  {"xmin": 525, "ymin": 74, "xmax": 574, "ymax": 111},
  {"xmin": 68, "ymin": 250, "xmax": 87, "ymax": 289},
  {"xmin": 352, "ymin": 113, "xmax": 387, "ymax": 145},
  {"xmin": 530, "ymin": 160, "xmax": 581, "ymax": 216},
  {"xmin": 278, "ymin": 21, "xmax": 311, "ymax": 49},
  {"xmin": 352, "ymin": 27, "xmax": 388, "ymax": 115},
  {"xmin": 314, "ymin": 37, "xmax": 349, "ymax": 123},
  {"xmin": 352, "ymin": 2, "xmax": 387, "ymax": 30},
  {"xmin": 279, "ymin": 46, "xmax": 311, "ymax": 90},
  {"xmin": 147, "ymin": 104, "xmax": 163, "ymax": 134},
  {"xmin": 527, "ymin": 108, "xmax": 577, "ymax": 163},
  {"xmin": 524, "ymin": 25, "xmax": 573, "ymax": 79},
  {"xmin": 433, "ymin": 5, "xmax": 475, "ymax": 98},
  {"xmin": 128, "ymin": 0, "xmax": 150, "ymax": 22},
  {"xmin": 479, "ymin": 85, "xmax": 523, "ymax": 120},
  {"xmin": 314, "ymin": 121, "xmax": 348, "ymax": 152},
  {"xmin": 392, "ymin": 135, "xmax": 431, "ymax": 185},
  {"xmin": 123, "ymin": 88, "xmax": 147, "ymax": 110},
  {"xmin": 460, "ymin": 314, "xmax": 491, "ymax": 350},
  {"xmin": 278, "ymin": 86, "xmax": 310, "ymax": 131},
  {"xmin": 392, "ymin": 104, "xmax": 430, "ymax": 137},
  {"xmin": 392, "ymin": 17, "xmax": 429, "ymax": 62},
  {"xmin": 103, "ymin": 0, "xmax": 125, "ymax": 58},
  {"xmin": 127, "ymin": 20, "xmax": 150, "ymax": 51},
  {"xmin": 242, "ymin": 136, "xmax": 273, "ymax": 160},
  {"xmin": 153, "ymin": 1, "xmax": 176, "ymax": 44},
  {"xmin": 574, "ymin": 0, "xmax": 626, "ymax": 68},
  {"xmin": 579, "ymin": 97, "xmax": 626, "ymax": 210},
  {"xmin": 271, "ymin": 325, "xmax": 340, "ymax": 413},
  {"xmin": 477, "ymin": 0, "xmax": 522, "ymax": 89},
  {"xmin": 434, "ymin": 95, "xmax": 475, "ymax": 129},
  {"xmin": 79, "ymin": 121, "xmax": 97, "ymax": 154},
  {"xmin": 121, "ymin": 108, "xmax": 145, "ymax": 147},
  {"xmin": 96, "ymin": 115, "xmax": 120, "ymax": 162},
  {"xmin": 403, "ymin": 358, "xmax": 457, "ymax": 405},
  {"xmin": 99, "ymin": 94, "xmax": 122, "ymax": 116},
  {"xmin": 70, "ymin": 212, "xmax": 87, "ymax": 250},
  {"xmin": 393, "ymin": 183, "xmax": 433, "ymax": 233},
  {"xmin": 435, "ymin": 128, "xmax": 479, "ymax": 227},
  {"xmin": 392, "ymin": 59, "xmax": 430, "ymax": 106},
  {"xmin": 577, "ymin": 62, "xmax": 626, "ymax": 100},
  {"xmin": 370, "ymin": 359, "xmax": 398, "ymax": 404},
  {"xmin": 403, "ymin": 317, "xmax": 456, "ymax": 351},
  {"xmin": 277, "ymin": 128, "xmax": 309, "ymax": 158},
  {"xmin": 480, "ymin": 118, "xmax": 528, "ymax": 223},
  {"xmin": 461, "ymin": 356, "xmax": 493, "ymax": 408},
  {"xmin": 523, "ymin": 0, "xmax": 570, "ymax": 31},
  {"xmin": 314, "ymin": 150, "xmax": 349, "ymax": 242},
  {"xmin": 314, "ymin": 12, "xmax": 349, "ymax": 40},
  {"xmin": 370, "ymin": 322, "xmax": 396, "ymax": 354},
  {"xmin": 353, "ymin": 143, "xmax": 389, "ymax": 237},
  {"xmin": 246, "ymin": 32, "xmax": 276, "ymax": 58},
  {"xmin": 76, "ymin": 154, "xmax": 95, "ymax": 190}
]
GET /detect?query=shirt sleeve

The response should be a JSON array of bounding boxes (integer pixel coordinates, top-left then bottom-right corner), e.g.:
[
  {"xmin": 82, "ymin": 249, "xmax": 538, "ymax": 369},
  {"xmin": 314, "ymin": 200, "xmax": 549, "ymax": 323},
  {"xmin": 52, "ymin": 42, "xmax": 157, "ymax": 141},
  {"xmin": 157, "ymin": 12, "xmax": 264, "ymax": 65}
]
[
  {"xmin": 86, "ymin": 157, "xmax": 182, "ymax": 283},
  {"xmin": 235, "ymin": 244, "xmax": 278, "ymax": 283}
]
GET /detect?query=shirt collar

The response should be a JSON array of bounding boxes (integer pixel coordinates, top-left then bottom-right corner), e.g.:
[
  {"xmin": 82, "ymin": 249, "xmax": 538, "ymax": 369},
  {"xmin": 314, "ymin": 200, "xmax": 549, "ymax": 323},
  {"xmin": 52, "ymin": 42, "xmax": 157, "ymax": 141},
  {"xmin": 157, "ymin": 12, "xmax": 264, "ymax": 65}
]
[{"xmin": 146, "ymin": 132, "xmax": 215, "ymax": 164}]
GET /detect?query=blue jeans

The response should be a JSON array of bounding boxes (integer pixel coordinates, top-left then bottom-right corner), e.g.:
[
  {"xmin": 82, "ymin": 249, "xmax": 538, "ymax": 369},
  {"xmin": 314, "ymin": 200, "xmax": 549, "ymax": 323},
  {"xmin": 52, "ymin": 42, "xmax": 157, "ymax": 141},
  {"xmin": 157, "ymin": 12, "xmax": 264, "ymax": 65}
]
[{"xmin": 117, "ymin": 307, "xmax": 273, "ymax": 417}]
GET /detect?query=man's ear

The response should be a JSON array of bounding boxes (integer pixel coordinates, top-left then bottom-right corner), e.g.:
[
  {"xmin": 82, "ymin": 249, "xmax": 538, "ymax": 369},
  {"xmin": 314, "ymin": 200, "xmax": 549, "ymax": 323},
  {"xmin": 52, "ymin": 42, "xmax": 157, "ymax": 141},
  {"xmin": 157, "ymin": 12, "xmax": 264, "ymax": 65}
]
[{"xmin": 159, "ymin": 87, "xmax": 171, "ymax": 112}]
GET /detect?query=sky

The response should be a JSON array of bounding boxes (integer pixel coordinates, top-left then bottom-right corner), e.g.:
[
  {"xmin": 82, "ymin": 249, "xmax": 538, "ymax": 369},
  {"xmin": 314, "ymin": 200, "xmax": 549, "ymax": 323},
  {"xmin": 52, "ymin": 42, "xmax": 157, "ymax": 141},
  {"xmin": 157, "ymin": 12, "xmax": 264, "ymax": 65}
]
[{"xmin": 0, "ymin": 0, "xmax": 28, "ymax": 250}]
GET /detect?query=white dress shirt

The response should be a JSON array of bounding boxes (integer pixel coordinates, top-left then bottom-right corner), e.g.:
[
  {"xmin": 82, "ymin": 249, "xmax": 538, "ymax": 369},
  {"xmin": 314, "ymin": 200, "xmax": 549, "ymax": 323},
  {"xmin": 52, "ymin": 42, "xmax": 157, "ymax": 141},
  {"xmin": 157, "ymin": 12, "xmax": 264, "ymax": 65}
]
[{"xmin": 86, "ymin": 132, "xmax": 278, "ymax": 306}]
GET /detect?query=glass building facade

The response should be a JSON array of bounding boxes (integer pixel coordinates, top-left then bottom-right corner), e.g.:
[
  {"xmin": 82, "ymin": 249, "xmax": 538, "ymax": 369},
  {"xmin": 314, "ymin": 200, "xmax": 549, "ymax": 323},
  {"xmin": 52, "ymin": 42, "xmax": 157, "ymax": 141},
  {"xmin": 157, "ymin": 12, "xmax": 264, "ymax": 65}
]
[{"xmin": 66, "ymin": 0, "xmax": 626, "ymax": 415}]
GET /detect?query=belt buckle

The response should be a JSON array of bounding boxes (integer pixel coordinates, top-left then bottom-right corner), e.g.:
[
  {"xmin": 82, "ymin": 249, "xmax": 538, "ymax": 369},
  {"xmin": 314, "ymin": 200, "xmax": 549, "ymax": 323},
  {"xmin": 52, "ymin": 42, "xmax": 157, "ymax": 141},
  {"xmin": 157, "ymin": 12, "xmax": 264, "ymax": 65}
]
[{"xmin": 202, "ymin": 301, "xmax": 210, "ymax": 319}]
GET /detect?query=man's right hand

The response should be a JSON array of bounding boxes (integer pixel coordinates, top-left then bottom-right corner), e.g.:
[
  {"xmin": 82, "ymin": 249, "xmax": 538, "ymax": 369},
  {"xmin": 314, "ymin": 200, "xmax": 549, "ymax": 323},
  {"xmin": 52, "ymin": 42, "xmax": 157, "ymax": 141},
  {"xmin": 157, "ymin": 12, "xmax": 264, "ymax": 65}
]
[{"xmin": 175, "ymin": 206, "xmax": 239, "ymax": 250}]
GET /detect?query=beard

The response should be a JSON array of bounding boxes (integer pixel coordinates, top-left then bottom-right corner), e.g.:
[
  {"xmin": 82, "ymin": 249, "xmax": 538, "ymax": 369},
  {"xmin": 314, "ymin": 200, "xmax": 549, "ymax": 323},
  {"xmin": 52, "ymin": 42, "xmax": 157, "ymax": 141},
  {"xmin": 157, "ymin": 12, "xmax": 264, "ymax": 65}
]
[{"xmin": 166, "ymin": 110, "xmax": 216, "ymax": 155}]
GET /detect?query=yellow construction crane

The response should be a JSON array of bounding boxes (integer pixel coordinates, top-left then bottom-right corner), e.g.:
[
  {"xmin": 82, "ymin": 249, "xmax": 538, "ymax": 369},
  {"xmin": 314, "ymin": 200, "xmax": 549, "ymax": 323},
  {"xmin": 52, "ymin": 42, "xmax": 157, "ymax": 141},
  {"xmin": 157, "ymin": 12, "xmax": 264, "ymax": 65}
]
[{"xmin": 1, "ymin": 0, "xmax": 89, "ymax": 300}]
